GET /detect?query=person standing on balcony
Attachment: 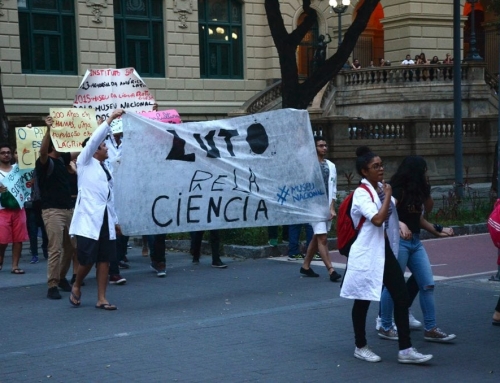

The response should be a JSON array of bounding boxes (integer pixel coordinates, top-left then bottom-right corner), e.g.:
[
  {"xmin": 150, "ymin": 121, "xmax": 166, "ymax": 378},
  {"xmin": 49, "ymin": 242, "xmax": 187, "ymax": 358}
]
[
  {"xmin": 299, "ymin": 136, "xmax": 341, "ymax": 282},
  {"xmin": 401, "ymin": 55, "xmax": 414, "ymax": 81}
]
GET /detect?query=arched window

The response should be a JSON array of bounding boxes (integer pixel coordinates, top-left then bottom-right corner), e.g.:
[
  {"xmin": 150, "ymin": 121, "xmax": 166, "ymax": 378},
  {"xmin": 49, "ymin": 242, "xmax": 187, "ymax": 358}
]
[
  {"xmin": 114, "ymin": 0, "xmax": 165, "ymax": 77},
  {"xmin": 18, "ymin": 0, "xmax": 77, "ymax": 74},
  {"xmin": 297, "ymin": 13, "xmax": 319, "ymax": 78},
  {"xmin": 199, "ymin": 0, "xmax": 243, "ymax": 79}
]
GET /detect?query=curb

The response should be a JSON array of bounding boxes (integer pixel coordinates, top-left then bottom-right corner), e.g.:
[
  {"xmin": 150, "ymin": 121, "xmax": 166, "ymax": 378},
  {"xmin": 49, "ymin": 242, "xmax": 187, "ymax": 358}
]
[{"xmin": 157, "ymin": 222, "xmax": 489, "ymax": 260}]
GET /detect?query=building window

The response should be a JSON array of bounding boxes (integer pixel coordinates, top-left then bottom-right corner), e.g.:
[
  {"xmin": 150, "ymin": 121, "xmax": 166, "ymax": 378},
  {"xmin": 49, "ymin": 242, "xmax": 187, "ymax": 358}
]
[
  {"xmin": 199, "ymin": 0, "xmax": 243, "ymax": 79},
  {"xmin": 18, "ymin": 0, "xmax": 77, "ymax": 74},
  {"xmin": 114, "ymin": 0, "xmax": 165, "ymax": 77}
]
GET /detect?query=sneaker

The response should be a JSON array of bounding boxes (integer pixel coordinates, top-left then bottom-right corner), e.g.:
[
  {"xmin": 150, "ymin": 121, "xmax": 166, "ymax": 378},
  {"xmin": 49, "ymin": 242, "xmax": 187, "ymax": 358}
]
[
  {"xmin": 378, "ymin": 326, "xmax": 399, "ymax": 340},
  {"xmin": 409, "ymin": 311, "xmax": 422, "ymax": 330},
  {"xmin": 118, "ymin": 261, "xmax": 130, "ymax": 269},
  {"xmin": 47, "ymin": 286, "xmax": 62, "ymax": 300},
  {"xmin": 354, "ymin": 346, "xmax": 381, "ymax": 363},
  {"xmin": 398, "ymin": 347, "xmax": 433, "ymax": 364},
  {"xmin": 109, "ymin": 274, "xmax": 127, "ymax": 285},
  {"xmin": 288, "ymin": 253, "xmax": 304, "ymax": 261},
  {"xmin": 212, "ymin": 259, "xmax": 228, "ymax": 268},
  {"xmin": 150, "ymin": 262, "xmax": 166, "ymax": 277},
  {"xmin": 312, "ymin": 253, "xmax": 322, "ymax": 261},
  {"xmin": 30, "ymin": 256, "xmax": 39, "ymax": 264},
  {"xmin": 329, "ymin": 270, "xmax": 342, "ymax": 282},
  {"xmin": 424, "ymin": 327, "xmax": 456, "ymax": 343},
  {"xmin": 58, "ymin": 278, "xmax": 72, "ymax": 292},
  {"xmin": 268, "ymin": 239, "xmax": 278, "ymax": 247},
  {"xmin": 300, "ymin": 267, "xmax": 319, "ymax": 277},
  {"xmin": 192, "ymin": 257, "xmax": 200, "ymax": 265},
  {"xmin": 122, "ymin": 255, "xmax": 129, "ymax": 263}
]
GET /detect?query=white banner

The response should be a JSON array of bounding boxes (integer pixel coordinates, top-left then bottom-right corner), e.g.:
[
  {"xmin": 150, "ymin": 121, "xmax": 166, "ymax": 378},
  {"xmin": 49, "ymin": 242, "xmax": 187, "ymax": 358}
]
[
  {"xmin": 114, "ymin": 109, "xmax": 330, "ymax": 235},
  {"xmin": 73, "ymin": 68, "xmax": 156, "ymax": 121}
]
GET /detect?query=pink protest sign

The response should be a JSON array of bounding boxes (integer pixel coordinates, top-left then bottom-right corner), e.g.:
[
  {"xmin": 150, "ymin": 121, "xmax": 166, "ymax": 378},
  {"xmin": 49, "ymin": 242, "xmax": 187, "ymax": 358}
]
[
  {"xmin": 139, "ymin": 110, "xmax": 182, "ymax": 124},
  {"xmin": 73, "ymin": 68, "xmax": 156, "ymax": 121}
]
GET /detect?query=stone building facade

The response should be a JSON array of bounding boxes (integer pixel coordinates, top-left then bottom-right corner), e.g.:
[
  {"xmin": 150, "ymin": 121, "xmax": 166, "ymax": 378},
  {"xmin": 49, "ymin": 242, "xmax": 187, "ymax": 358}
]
[{"xmin": 0, "ymin": 0, "xmax": 497, "ymax": 125}]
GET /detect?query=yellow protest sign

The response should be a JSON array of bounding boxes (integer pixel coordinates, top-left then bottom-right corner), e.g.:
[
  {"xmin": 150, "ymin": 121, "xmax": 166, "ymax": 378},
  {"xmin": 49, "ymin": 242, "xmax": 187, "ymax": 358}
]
[
  {"xmin": 49, "ymin": 108, "xmax": 97, "ymax": 152},
  {"xmin": 15, "ymin": 126, "xmax": 47, "ymax": 170}
]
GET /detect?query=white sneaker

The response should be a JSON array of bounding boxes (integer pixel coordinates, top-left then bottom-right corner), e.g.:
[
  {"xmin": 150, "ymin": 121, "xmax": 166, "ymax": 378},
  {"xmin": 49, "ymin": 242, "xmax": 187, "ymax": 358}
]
[
  {"xmin": 354, "ymin": 346, "xmax": 382, "ymax": 363},
  {"xmin": 398, "ymin": 347, "xmax": 433, "ymax": 364},
  {"xmin": 408, "ymin": 311, "xmax": 422, "ymax": 330}
]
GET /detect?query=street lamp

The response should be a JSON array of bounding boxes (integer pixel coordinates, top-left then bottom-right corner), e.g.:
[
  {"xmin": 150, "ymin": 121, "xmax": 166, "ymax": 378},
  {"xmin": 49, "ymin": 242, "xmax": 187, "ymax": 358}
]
[
  {"xmin": 464, "ymin": 0, "xmax": 483, "ymax": 61},
  {"xmin": 329, "ymin": 0, "xmax": 350, "ymax": 46}
]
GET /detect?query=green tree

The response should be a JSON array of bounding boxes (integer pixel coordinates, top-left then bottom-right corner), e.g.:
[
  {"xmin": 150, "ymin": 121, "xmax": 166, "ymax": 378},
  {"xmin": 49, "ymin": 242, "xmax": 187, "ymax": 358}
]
[{"xmin": 265, "ymin": 0, "xmax": 380, "ymax": 109}]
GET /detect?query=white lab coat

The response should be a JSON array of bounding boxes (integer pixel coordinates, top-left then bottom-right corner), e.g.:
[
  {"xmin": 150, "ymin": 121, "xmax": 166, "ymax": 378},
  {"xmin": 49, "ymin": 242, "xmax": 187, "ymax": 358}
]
[
  {"xmin": 340, "ymin": 179, "xmax": 399, "ymax": 301},
  {"xmin": 69, "ymin": 121, "xmax": 118, "ymax": 240}
]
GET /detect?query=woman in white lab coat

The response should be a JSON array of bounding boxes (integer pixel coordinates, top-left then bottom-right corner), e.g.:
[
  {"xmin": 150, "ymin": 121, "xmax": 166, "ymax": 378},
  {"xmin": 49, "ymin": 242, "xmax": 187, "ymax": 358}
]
[{"xmin": 340, "ymin": 146, "xmax": 433, "ymax": 364}]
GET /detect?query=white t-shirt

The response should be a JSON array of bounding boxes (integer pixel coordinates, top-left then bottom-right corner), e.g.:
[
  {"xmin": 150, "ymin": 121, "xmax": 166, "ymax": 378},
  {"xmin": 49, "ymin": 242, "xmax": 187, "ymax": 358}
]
[{"xmin": 401, "ymin": 59, "xmax": 415, "ymax": 65}]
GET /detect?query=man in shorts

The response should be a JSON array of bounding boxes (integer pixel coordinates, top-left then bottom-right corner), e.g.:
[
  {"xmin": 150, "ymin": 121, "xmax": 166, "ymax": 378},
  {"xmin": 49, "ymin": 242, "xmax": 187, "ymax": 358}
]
[
  {"xmin": 300, "ymin": 136, "xmax": 342, "ymax": 282},
  {"xmin": 0, "ymin": 143, "xmax": 28, "ymax": 274},
  {"xmin": 69, "ymin": 109, "xmax": 124, "ymax": 310}
]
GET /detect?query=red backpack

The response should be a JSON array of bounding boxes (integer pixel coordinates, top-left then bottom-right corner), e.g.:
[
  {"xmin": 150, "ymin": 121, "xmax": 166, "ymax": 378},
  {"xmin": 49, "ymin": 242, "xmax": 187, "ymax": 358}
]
[
  {"xmin": 488, "ymin": 199, "xmax": 500, "ymax": 248},
  {"xmin": 337, "ymin": 184, "xmax": 374, "ymax": 256}
]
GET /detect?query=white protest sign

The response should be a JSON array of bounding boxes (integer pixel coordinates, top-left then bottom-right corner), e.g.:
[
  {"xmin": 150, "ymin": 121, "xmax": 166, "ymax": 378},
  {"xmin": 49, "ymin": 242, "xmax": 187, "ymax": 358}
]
[
  {"xmin": 15, "ymin": 126, "xmax": 46, "ymax": 170},
  {"xmin": 73, "ymin": 68, "xmax": 156, "ymax": 121},
  {"xmin": 114, "ymin": 109, "xmax": 330, "ymax": 235},
  {"xmin": 49, "ymin": 108, "xmax": 97, "ymax": 152},
  {"xmin": 140, "ymin": 110, "xmax": 181, "ymax": 124},
  {"xmin": 0, "ymin": 164, "xmax": 33, "ymax": 207}
]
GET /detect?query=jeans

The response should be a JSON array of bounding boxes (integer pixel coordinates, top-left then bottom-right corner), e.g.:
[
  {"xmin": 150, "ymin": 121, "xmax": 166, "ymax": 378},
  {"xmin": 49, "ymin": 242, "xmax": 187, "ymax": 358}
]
[
  {"xmin": 352, "ymin": 237, "xmax": 411, "ymax": 350},
  {"xmin": 26, "ymin": 207, "xmax": 48, "ymax": 257},
  {"xmin": 288, "ymin": 224, "xmax": 313, "ymax": 254},
  {"xmin": 150, "ymin": 234, "xmax": 166, "ymax": 263},
  {"xmin": 380, "ymin": 234, "xmax": 436, "ymax": 331}
]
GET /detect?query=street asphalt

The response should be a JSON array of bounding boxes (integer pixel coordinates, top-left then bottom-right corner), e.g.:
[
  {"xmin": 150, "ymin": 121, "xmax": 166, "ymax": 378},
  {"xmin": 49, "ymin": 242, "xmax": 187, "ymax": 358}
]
[{"xmin": 0, "ymin": 234, "xmax": 499, "ymax": 383}]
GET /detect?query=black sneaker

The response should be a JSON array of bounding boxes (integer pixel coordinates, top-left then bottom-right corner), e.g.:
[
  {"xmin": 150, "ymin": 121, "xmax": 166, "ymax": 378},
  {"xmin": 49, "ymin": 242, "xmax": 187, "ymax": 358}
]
[
  {"xmin": 192, "ymin": 257, "xmax": 200, "ymax": 265},
  {"xmin": 118, "ymin": 261, "xmax": 130, "ymax": 269},
  {"xmin": 300, "ymin": 267, "xmax": 319, "ymax": 277},
  {"xmin": 47, "ymin": 286, "xmax": 62, "ymax": 300},
  {"xmin": 58, "ymin": 278, "xmax": 72, "ymax": 292},
  {"xmin": 211, "ymin": 259, "xmax": 227, "ymax": 268},
  {"xmin": 329, "ymin": 270, "xmax": 342, "ymax": 282}
]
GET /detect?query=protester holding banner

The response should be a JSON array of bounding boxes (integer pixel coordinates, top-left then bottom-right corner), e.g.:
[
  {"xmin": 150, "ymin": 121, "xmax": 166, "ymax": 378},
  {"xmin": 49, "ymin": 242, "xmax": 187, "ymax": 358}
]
[
  {"xmin": 36, "ymin": 116, "xmax": 78, "ymax": 299},
  {"xmin": 190, "ymin": 230, "xmax": 227, "ymax": 268},
  {"xmin": 300, "ymin": 136, "xmax": 341, "ymax": 282},
  {"xmin": 0, "ymin": 143, "xmax": 29, "ymax": 274},
  {"xmin": 69, "ymin": 109, "xmax": 124, "ymax": 310}
]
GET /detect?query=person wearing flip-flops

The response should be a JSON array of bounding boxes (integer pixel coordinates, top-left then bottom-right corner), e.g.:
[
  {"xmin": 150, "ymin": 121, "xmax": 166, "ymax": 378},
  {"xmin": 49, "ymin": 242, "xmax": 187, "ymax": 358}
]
[
  {"xmin": 0, "ymin": 142, "xmax": 28, "ymax": 275},
  {"xmin": 69, "ymin": 109, "xmax": 125, "ymax": 311}
]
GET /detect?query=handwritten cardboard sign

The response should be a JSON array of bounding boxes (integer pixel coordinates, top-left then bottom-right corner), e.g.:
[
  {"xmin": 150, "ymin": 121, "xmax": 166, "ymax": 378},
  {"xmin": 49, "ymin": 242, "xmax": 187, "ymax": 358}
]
[
  {"xmin": 139, "ymin": 110, "xmax": 181, "ymax": 124},
  {"xmin": 73, "ymin": 68, "xmax": 156, "ymax": 121},
  {"xmin": 15, "ymin": 126, "xmax": 47, "ymax": 170},
  {"xmin": 0, "ymin": 164, "xmax": 33, "ymax": 207},
  {"xmin": 49, "ymin": 108, "xmax": 97, "ymax": 152}
]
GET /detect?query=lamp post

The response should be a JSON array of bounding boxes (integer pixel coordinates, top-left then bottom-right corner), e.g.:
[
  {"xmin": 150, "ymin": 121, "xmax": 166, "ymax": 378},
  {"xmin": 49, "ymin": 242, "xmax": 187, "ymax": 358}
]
[
  {"xmin": 329, "ymin": 0, "xmax": 350, "ymax": 46},
  {"xmin": 464, "ymin": 0, "xmax": 483, "ymax": 61}
]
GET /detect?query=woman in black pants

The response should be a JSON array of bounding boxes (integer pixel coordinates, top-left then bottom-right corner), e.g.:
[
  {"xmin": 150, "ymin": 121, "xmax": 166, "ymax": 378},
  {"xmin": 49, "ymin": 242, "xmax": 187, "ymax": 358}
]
[{"xmin": 340, "ymin": 146, "xmax": 433, "ymax": 364}]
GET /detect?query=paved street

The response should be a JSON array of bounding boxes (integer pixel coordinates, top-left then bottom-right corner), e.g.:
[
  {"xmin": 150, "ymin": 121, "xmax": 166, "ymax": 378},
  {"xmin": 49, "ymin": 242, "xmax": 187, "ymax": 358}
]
[{"xmin": 0, "ymin": 234, "xmax": 499, "ymax": 382}]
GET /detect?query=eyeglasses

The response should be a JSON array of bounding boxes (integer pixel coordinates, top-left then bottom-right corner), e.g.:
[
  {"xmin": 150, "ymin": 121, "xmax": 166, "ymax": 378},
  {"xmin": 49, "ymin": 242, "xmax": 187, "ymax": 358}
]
[
  {"xmin": 316, "ymin": 144, "xmax": 328, "ymax": 148},
  {"xmin": 369, "ymin": 162, "xmax": 384, "ymax": 170},
  {"xmin": 0, "ymin": 151, "xmax": 11, "ymax": 155}
]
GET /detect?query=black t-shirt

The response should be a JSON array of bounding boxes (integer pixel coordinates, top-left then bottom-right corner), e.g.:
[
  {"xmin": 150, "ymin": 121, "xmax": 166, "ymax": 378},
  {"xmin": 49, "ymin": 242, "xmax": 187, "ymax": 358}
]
[
  {"xmin": 35, "ymin": 153, "xmax": 73, "ymax": 209},
  {"xmin": 393, "ymin": 186, "xmax": 422, "ymax": 234}
]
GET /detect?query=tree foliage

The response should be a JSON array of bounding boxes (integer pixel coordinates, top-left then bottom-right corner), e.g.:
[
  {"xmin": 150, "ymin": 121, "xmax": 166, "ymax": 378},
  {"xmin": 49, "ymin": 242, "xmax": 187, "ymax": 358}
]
[{"xmin": 265, "ymin": 0, "xmax": 380, "ymax": 109}]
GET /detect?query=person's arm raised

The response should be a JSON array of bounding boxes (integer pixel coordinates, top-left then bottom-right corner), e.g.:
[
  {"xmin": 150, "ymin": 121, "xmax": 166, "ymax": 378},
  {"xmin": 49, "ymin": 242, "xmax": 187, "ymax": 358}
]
[{"xmin": 38, "ymin": 116, "xmax": 53, "ymax": 165}]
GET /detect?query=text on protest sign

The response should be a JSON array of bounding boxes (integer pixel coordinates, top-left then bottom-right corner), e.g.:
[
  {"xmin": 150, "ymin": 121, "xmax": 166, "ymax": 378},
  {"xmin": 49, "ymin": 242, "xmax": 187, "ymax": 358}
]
[
  {"xmin": 139, "ymin": 110, "xmax": 181, "ymax": 124},
  {"xmin": 15, "ymin": 126, "xmax": 46, "ymax": 170},
  {"xmin": 49, "ymin": 108, "xmax": 97, "ymax": 152},
  {"xmin": 114, "ymin": 109, "xmax": 330, "ymax": 235},
  {"xmin": 73, "ymin": 68, "xmax": 156, "ymax": 121},
  {"xmin": 0, "ymin": 164, "xmax": 33, "ymax": 207}
]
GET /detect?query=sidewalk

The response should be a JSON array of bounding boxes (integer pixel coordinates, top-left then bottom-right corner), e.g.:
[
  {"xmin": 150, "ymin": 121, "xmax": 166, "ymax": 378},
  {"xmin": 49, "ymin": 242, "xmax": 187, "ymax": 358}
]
[{"xmin": 0, "ymin": 234, "xmax": 499, "ymax": 382}]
